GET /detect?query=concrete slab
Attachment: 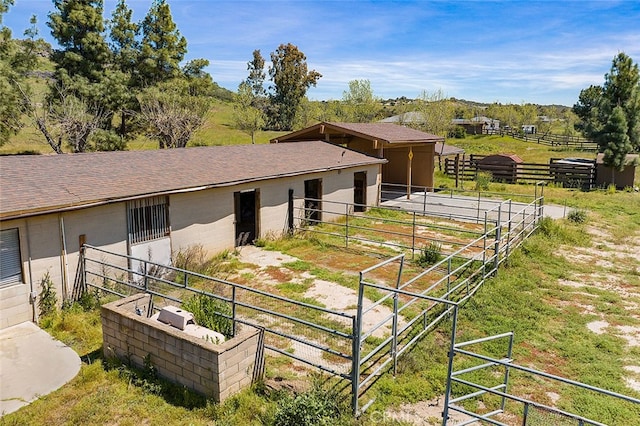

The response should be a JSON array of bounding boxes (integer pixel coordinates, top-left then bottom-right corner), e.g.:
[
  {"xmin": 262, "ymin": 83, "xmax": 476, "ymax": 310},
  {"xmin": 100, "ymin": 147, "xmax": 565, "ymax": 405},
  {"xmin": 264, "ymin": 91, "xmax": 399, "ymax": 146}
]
[
  {"xmin": 0, "ymin": 322, "xmax": 81, "ymax": 416},
  {"xmin": 381, "ymin": 191, "xmax": 571, "ymax": 223}
]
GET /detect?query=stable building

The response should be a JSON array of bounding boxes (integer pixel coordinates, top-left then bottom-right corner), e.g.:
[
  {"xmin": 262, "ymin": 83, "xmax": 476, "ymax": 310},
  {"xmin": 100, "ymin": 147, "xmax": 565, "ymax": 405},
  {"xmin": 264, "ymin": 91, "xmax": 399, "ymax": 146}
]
[
  {"xmin": 271, "ymin": 122, "xmax": 444, "ymax": 189},
  {"xmin": 0, "ymin": 142, "xmax": 385, "ymax": 329}
]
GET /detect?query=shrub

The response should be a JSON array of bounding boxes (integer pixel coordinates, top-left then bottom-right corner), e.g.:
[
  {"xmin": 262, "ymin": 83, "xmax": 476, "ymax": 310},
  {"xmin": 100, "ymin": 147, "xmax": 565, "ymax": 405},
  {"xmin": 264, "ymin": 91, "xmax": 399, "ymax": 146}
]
[
  {"xmin": 474, "ymin": 171, "xmax": 492, "ymax": 191},
  {"xmin": 38, "ymin": 271, "xmax": 57, "ymax": 318},
  {"xmin": 181, "ymin": 294, "xmax": 233, "ymax": 338},
  {"xmin": 418, "ymin": 242, "xmax": 443, "ymax": 267},
  {"xmin": 273, "ymin": 382, "xmax": 346, "ymax": 426},
  {"xmin": 448, "ymin": 125, "xmax": 466, "ymax": 139},
  {"xmin": 567, "ymin": 209, "xmax": 588, "ymax": 224}
]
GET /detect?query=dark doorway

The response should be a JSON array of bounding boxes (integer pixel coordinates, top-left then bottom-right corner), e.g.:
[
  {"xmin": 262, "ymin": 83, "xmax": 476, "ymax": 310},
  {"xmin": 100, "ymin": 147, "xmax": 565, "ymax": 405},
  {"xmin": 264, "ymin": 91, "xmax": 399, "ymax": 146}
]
[
  {"xmin": 354, "ymin": 171, "xmax": 367, "ymax": 212},
  {"xmin": 234, "ymin": 189, "xmax": 259, "ymax": 246},
  {"xmin": 304, "ymin": 179, "xmax": 322, "ymax": 224}
]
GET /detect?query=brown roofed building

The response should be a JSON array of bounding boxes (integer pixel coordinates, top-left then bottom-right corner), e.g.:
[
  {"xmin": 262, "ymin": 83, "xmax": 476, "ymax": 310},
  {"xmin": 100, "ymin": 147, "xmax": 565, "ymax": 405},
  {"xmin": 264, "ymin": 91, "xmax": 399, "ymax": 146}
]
[
  {"xmin": 271, "ymin": 122, "xmax": 445, "ymax": 189},
  {"xmin": 0, "ymin": 142, "xmax": 385, "ymax": 329}
]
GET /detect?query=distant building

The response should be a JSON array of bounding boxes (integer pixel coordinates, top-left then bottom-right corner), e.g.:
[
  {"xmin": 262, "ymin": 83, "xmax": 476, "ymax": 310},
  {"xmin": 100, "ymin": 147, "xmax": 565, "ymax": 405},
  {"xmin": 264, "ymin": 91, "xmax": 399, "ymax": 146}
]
[
  {"xmin": 451, "ymin": 116, "xmax": 500, "ymax": 135},
  {"xmin": 521, "ymin": 125, "xmax": 536, "ymax": 134}
]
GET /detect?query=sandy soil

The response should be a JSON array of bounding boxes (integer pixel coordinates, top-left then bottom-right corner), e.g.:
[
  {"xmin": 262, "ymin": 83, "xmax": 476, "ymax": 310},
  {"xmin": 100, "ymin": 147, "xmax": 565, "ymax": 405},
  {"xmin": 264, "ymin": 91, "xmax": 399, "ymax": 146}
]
[{"xmin": 557, "ymin": 225, "xmax": 640, "ymax": 393}]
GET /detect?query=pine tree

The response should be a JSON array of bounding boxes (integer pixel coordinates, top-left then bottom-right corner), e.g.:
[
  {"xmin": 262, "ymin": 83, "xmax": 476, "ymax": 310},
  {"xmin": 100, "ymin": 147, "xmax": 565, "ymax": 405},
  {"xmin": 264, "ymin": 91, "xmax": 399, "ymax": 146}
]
[
  {"xmin": 599, "ymin": 106, "xmax": 633, "ymax": 184},
  {"xmin": 139, "ymin": 0, "xmax": 187, "ymax": 85},
  {"xmin": 107, "ymin": 0, "xmax": 139, "ymax": 137},
  {"xmin": 246, "ymin": 49, "xmax": 266, "ymax": 98},
  {"xmin": 48, "ymin": 0, "xmax": 110, "ymax": 83},
  {"xmin": 268, "ymin": 43, "xmax": 321, "ymax": 131}
]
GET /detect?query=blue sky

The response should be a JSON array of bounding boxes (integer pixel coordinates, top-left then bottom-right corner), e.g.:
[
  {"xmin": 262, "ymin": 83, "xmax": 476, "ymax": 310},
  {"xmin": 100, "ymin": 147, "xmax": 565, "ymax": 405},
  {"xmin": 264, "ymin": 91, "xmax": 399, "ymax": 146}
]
[{"xmin": 4, "ymin": 1, "xmax": 640, "ymax": 106}]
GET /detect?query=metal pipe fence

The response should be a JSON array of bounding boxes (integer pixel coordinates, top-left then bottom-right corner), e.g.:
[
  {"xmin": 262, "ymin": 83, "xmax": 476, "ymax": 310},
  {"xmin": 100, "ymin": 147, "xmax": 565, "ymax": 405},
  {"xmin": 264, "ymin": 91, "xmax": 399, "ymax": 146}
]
[
  {"xmin": 444, "ymin": 332, "xmax": 640, "ymax": 425},
  {"xmin": 77, "ymin": 244, "xmax": 355, "ymax": 379},
  {"xmin": 77, "ymin": 189, "xmax": 544, "ymax": 417}
]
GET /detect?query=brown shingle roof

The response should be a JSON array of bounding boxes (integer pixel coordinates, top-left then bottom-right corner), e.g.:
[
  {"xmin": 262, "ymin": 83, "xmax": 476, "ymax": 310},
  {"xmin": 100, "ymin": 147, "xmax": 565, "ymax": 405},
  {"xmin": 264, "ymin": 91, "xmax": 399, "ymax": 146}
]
[
  {"xmin": 0, "ymin": 141, "xmax": 385, "ymax": 219},
  {"xmin": 271, "ymin": 122, "xmax": 444, "ymax": 144}
]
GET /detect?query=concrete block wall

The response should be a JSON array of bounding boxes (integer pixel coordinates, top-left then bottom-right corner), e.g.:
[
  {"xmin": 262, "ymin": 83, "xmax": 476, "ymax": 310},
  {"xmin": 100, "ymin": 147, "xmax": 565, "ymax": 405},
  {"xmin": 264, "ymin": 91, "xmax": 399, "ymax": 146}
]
[{"xmin": 101, "ymin": 293, "xmax": 262, "ymax": 402}]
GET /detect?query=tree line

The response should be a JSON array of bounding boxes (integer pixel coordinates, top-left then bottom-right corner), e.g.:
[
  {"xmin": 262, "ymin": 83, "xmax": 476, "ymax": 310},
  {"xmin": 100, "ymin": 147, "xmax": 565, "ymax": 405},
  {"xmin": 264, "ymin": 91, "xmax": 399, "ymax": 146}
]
[{"xmin": 0, "ymin": 0, "xmax": 324, "ymax": 152}]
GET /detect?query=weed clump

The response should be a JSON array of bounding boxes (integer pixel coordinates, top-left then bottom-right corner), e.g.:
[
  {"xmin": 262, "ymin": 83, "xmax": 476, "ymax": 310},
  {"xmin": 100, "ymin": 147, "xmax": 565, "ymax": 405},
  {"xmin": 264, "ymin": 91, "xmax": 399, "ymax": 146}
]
[
  {"xmin": 181, "ymin": 294, "xmax": 233, "ymax": 338},
  {"xmin": 567, "ymin": 209, "xmax": 588, "ymax": 224},
  {"xmin": 418, "ymin": 242, "xmax": 443, "ymax": 267}
]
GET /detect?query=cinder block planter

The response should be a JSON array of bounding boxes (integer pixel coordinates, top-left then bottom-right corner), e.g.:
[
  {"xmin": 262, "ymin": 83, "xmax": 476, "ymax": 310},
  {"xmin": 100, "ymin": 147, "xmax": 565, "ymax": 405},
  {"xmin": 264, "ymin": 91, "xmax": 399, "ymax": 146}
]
[{"xmin": 101, "ymin": 293, "xmax": 263, "ymax": 402}]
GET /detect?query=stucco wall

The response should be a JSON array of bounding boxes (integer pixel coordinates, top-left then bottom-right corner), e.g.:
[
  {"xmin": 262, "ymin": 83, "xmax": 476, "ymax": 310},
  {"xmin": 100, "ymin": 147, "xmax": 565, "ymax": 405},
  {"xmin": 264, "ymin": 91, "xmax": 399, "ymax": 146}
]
[
  {"xmin": 1, "ymin": 204, "xmax": 129, "ymax": 328},
  {"xmin": 1, "ymin": 165, "xmax": 380, "ymax": 329}
]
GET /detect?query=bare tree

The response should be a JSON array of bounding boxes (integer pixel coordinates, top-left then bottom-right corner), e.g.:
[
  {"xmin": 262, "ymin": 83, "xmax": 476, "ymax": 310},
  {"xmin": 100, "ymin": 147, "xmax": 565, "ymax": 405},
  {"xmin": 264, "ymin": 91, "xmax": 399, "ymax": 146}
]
[
  {"xmin": 19, "ymin": 82, "xmax": 110, "ymax": 153},
  {"xmin": 138, "ymin": 83, "xmax": 210, "ymax": 149}
]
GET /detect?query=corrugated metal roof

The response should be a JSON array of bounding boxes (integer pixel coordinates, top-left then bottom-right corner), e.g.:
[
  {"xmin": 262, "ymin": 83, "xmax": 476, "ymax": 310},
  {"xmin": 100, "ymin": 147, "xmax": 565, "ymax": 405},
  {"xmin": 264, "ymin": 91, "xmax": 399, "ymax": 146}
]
[{"xmin": 0, "ymin": 141, "xmax": 385, "ymax": 219}]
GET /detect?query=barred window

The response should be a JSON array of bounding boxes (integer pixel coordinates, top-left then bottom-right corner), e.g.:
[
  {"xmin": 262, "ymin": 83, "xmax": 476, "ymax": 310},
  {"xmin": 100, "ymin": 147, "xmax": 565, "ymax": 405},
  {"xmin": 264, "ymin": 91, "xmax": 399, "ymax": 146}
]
[
  {"xmin": 1, "ymin": 228, "xmax": 23, "ymax": 286},
  {"xmin": 127, "ymin": 196, "xmax": 170, "ymax": 244}
]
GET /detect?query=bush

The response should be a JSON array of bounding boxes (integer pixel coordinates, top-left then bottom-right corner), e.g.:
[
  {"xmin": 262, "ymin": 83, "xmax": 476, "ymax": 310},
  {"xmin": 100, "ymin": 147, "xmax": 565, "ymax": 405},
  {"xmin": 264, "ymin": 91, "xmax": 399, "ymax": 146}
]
[
  {"xmin": 418, "ymin": 242, "xmax": 442, "ymax": 267},
  {"xmin": 567, "ymin": 209, "xmax": 588, "ymax": 224},
  {"xmin": 38, "ymin": 271, "xmax": 57, "ymax": 318},
  {"xmin": 448, "ymin": 126, "xmax": 466, "ymax": 139},
  {"xmin": 181, "ymin": 294, "xmax": 233, "ymax": 338},
  {"xmin": 273, "ymin": 382, "xmax": 346, "ymax": 426},
  {"xmin": 474, "ymin": 171, "xmax": 492, "ymax": 191}
]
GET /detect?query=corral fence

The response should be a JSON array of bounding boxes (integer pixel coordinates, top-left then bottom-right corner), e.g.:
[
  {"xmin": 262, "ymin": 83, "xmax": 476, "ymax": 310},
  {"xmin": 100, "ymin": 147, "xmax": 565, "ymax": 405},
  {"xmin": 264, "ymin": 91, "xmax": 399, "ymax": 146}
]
[
  {"xmin": 75, "ymin": 192, "xmax": 543, "ymax": 416},
  {"xmin": 75, "ymin": 244, "xmax": 356, "ymax": 381},
  {"xmin": 379, "ymin": 182, "xmax": 544, "ymax": 225},
  {"xmin": 444, "ymin": 155, "xmax": 596, "ymax": 189},
  {"xmin": 444, "ymin": 332, "xmax": 640, "ymax": 425},
  {"xmin": 508, "ymin": 131, "xmax": 598, "ymax": 151}
]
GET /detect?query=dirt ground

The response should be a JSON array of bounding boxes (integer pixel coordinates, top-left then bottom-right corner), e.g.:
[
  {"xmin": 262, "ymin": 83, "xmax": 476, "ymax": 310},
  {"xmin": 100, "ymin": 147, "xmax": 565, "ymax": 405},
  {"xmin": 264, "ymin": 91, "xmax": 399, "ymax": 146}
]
[{"xmin": 234, "ymin": 220, "xmax": 640, "ymax": 424}]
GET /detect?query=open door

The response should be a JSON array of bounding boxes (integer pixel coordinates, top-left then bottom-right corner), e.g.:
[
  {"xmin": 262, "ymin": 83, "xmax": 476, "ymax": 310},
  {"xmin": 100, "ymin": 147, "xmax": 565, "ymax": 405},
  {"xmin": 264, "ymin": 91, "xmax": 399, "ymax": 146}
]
[
  {"xmin": 304, "ymin": 179, "xmax": 322, "ymax": 224},
  {"xmin": 234, "ymin": 189, "xmax": 259, "ymax": 246},
  {"xmin": 354, "ymin": 171, "xmax": 366, "ymax": 212}
]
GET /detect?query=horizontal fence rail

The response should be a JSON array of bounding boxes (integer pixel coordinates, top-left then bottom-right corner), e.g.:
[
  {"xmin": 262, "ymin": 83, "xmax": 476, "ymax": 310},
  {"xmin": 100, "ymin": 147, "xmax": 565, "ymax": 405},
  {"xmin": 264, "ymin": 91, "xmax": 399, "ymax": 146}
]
[
  {"xmin": 77, "ymin": 190, "xmax": 543, "ymax": 417},
  {"xmin": 445, "ymin": 332, "xmax": 640, "ymax": 425},
  {"xmin": 445, "ymin": 155, "xmax": 596, "ymax": 189},
  {"xmin": 77, "ymin": 244, "xmax": 356, "ymax": 379}
]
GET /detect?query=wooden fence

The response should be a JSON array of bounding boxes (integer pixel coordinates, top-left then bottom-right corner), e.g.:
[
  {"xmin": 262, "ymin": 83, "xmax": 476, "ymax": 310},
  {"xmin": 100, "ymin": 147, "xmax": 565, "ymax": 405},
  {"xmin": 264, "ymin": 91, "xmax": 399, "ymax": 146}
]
[
  {"xmin": 444, "ymin": 155, "xmax": 596, "ymax": 189},
  {"xmin": 508, "ymin": 131, "xmax": 598, "ymax": 151}
]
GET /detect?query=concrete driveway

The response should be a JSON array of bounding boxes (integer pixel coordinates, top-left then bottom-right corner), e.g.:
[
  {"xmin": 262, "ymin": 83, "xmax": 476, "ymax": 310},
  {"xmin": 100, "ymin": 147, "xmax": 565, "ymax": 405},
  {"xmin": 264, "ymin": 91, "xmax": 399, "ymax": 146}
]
[{"xmin": 0, "ymin": 322, "xmax": 81, "ymax": 416}]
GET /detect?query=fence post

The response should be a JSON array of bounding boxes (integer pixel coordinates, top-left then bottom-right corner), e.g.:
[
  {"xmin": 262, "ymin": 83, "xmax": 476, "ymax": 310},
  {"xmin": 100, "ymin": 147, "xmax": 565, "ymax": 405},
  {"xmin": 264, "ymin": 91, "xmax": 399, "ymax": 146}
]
[
  {"xmin": 287, "ymin": 189, "xmax": 294, "ymax": 235},
  {"xmin": 392, "ymin": 257, "xmax": 404, "ymax": 376},
  {"xmin": 231, "ymin": 286, "xmax": 237, "ymax": 337},
  {"xmin": 412, "ymin": 212, "xmax": 416, "ymax": 260},
  {"xmin": 345, "ymin": 203, "xmax": 350, "ymax": 249},
  {"xmin": 506, "ymin": 200, "xmax": 513, "ymax": 260},
  {"xmin": 352, "ymin": 275, "xmax": 365, "ymax": 416},
  {"xmin": 494, "ymin": 204, "xmax": 502, "ymax": 274},
  {"xmin": 80, "ymin": 245, "xmax": 87, "ymax": 294},
  {"xmin": 502, "ymin": 333, "xmax": 514, "ymax": 412},
  {"xmin": 143, "ymin": 260, "xmax": 148, "ymax": 292},
  {"xmin": 442, "ymin": 306, "xmax": 459, "ymax": 426},
  {"xmin": 422, "ymin": 190, "xmax": 427, "ymax": 215}
]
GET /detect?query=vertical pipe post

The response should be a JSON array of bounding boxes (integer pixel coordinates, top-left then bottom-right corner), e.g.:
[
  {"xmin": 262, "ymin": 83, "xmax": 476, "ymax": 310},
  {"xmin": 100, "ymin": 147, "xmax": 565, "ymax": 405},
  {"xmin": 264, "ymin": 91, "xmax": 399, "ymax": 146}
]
[
  {"xmin": 442, "ymin": 306, "xmax": 458, "ymax": 426},
  {"xmin": 143, "ymin": 260, "xmax": 148, "ymax": 292},
  {"xmin": 412, "ymin": 212, "xmax": 416, "ymax": 260},
  {"xmin": 506, "ymin": 200, "xmax": 513, "ymax": 260},
  {"xmin": 352, "ymin": 273, "xmax": 365, "ymax": 416},
  {"xmin": 287, "ymin": 189, "xmax": 294, "ymax": 235},
  {"xmin": 494, "ymin": 204, "xmax": 502, "ymax": 274},
  {"xmin": 345, "ymin": 203, "xmax": 349, "ymax": 248},
  {"xmin": 231, "ymin": 286, "xmax": 237, "ymax": 337},
  {"xmin": 502, "ymin": 332, "xmax": 514, "ymax": 411},
  {"xmin": 392, "ymin": 257, "xmax": 404, "ymax": 376}
]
